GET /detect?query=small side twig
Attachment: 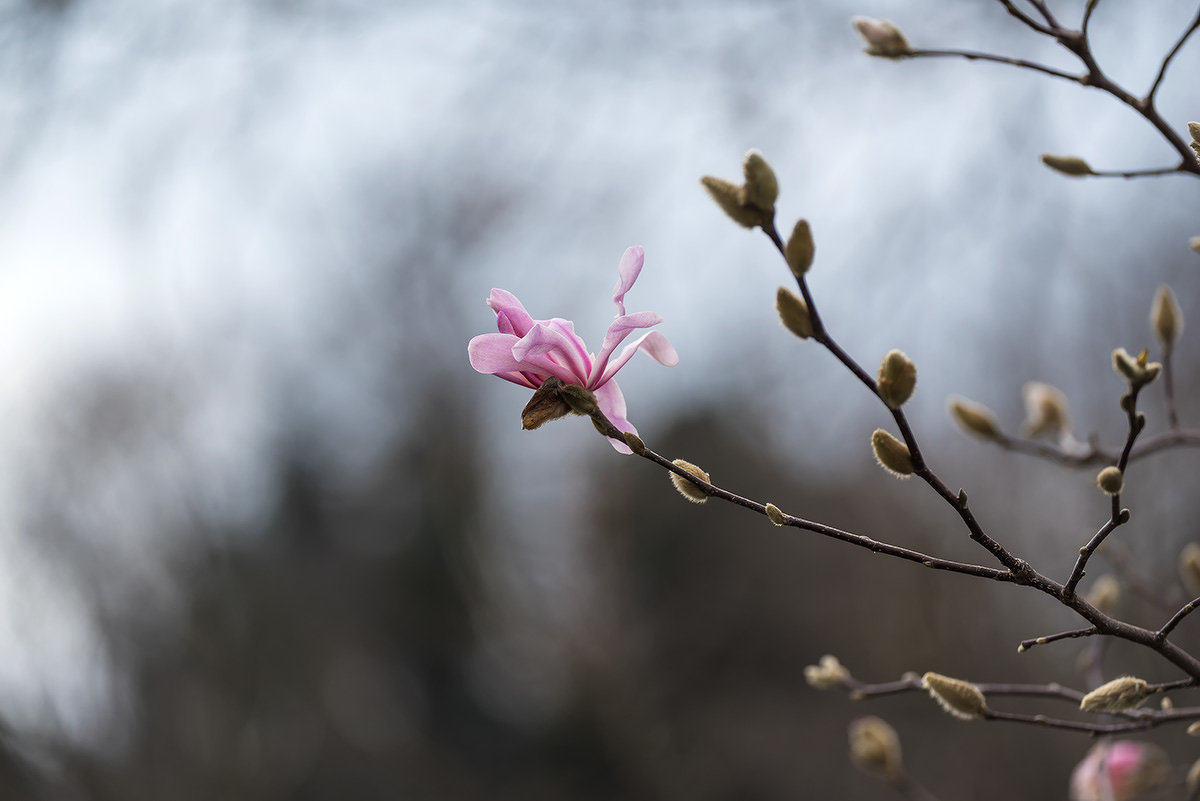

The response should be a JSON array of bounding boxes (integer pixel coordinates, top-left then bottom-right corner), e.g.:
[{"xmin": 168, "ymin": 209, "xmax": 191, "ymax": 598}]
[
  {"xmin": 1018, "ymin": 626, "xmax": 1099, "ymax": 653},
  {"xmin": 1159, "ymin": 597, "xmax": 1200, "ymax": 641}
]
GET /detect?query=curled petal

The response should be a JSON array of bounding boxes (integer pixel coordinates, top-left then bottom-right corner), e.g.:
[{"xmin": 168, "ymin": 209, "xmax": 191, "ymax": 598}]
[
  {"xmin": 594, "ymin": 380, "xmax": 635, "ymax": 453},
  {"xmin": 467, "ymin": 334, "xmax": 541, "ymax": 388},
  {"xmin": 611, "ymin": 246, "xmax": 645, "ymax": 317},
  {"xmin": 588, "ymin": 310, "xmax": 666, "ymax": 385},
  {"xmin": 597, "ymin": 330, "xmax": 678, "ymax": 388},
  {"xmin": 512, "ymin": 323, "xmax": 592, "ymax": 385},
  {"xmin": 487, "ymin": 289, "xmax": 536, "ymax": 337}
]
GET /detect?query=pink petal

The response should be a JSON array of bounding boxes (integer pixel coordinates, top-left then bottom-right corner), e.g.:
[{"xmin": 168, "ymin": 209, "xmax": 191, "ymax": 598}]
[
  {"xmin": 597, "ymin": 330, "xmax": 678, "ymax": 387},
  {"xmin": 611, "ymin": 246, "xmax": 644, "ymax": 317},
  {"xmin": 467, "ymin": 333, "xmax": 541, "ymax": 388},
  {"xmin": 587, "ymin": 310, "xmax": 664, "ymax": 386},
  {"xmin": 487, "ymin": 289, "xmax": 536, "ymax": 337},
  {"xmin": 512, "ymin": 322, "xmax": 592, "ymax": 385},
  {"xmin": 594, "ymin": 380, "xmax": 635, "ymax": 454}
]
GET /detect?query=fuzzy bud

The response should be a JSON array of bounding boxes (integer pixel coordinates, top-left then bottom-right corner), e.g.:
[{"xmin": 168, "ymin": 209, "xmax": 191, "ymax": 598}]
[
  {"xmin": 804, "ymin": 654, "xmax": 850, "ymax": 690},
  {"xmin": 699, "ymin": 176, "xmax": 761, "ymax": 228},
  {"xmin": 669, "ymin": 459, "xmax": 710, "ymax": 504},
  {"xmin": 922, "ymin": 672, "xmax": 988, "ymax": 720},
  {"xmin": 741, "ymin": 150, "xmax": 778, "ymax": 213},
  {"xmin": 785, "ymin": 219, "xmax": 815, "ymax": 277},
  {"xmin": 851, "ymin": 17, "xmax": 912, "ymax": 58},
  {"xmin": 1150, "ymin": 285, "xmax": 1182, "ymax": 346},
  {"xmin": 948, "ymin": 397, "xmax": 1001, "ymax": 440},
  {"xmin": 1179, "ymin": 543, "xmax": 1200, "ymax": 596},
  {"xmin": 623, "ymin": 432, "xmax": 646, "ymax": 456},
  {"xmin": 1189, "ymin": 759, "xmax": 1200, "ymax": 799},
  {"xmin": 1111, "ymin": 348, "xmax": 1161, "ymax": 389},
  {"xmin": 1079, "ymin": 676, "xmax": 1151, "ymax": 713},
  {"xmin": 1190, "ymin": 121, "xmax": 1200, "ymax": 157},
  {"xmin": 776, "ymin": 287, "xmax": 814, "ymax": 339},
  {"xmin": 848, "ymin": 716, "xmax": 902, "ymax": 780},
  {"xmin": 1096, "ymin": 466, "xmax": 1124, "ymax": 495},
  {"xmin": 877, "ymin": 350, "xmax": 917, "ymax": 409},
  {"xmin": 765, "ymin": 503, "xmax": 787, "ymax": 526},
  {"xmin": 1022, "ymin": 381, "xmax": 1069, "ymax": 438},
  {"xmin": 1084, "ymin": 574, "xmax": 1120, "ymax": 615},
  {"xmin": 871, "ymin": 429, "xmax": 913, "ymax": 477},
  {"xmin": 1040, "ymin": 154, "xmax": 1094, "ymax": 177},
  {"xmin": 1190, "ymin": 236, "xmax": 1200, "ymax": 254}
]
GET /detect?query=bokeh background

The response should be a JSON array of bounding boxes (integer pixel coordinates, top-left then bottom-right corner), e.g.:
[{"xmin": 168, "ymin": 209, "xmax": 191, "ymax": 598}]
[{"xmin": 0, "ymin": 0, "xmax": 1198, "ymax": 798}]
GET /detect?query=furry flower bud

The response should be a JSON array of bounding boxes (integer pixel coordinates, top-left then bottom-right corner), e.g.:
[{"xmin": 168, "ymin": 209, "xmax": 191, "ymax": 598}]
[
  {"xmin": 1080, "ymin": 676, "xmax": 1151, "ymax": 713},
  {"xmin": 848, "ymin": 716, "xmax": 902, "ymax": 780},
  {"xmin": 948, "ymin": 397, "xmax": 1001, "ymax": 440},
  {"xmin": 785, "ymin": 219, "xmax": 815, "ymax": 277},
  {"xmin": 1178, "ymin": 543, "xmax": 1200, "ymax": 595},
  {"xmin": 741, "ymin": 150, "xmax": 778, "ymax": 213},
  {"xmin": 1022, "ymin": 381, "xmax": 1069, "ymax": 438},
  {"xmin": 804, "ymin": 654, "xmax": 850, "ymax": 690},
  {"xmin": 1112, "ymin": 348, "xmax": 1161, "ymax": 389},
  {"xmin": 922, "ymin": 672, "xmax": 988, "ymax": 720},
  {"xmin": 877, "ymin": 350, "xmax": 917, "ymax": 409},
  {"xmin": 700, "ymin": 176, "xmax": 761, "ymax": 228},
  {"xmin": 1084, "ymin": 574, "xmax": 1120, "ymax": 615},
  {"xmin": 1151, "ymin": 285, "xmax": 1182, "ymax": 346},
  {"xmin": 1040, "ymin": 154, "xmax": 1094, "ymax": 176},
  {"xmin": 851, "ymin": 17, "xmax": 912, "ymax": 58},
  {"xmin": 1190, "ymin": 121, "xmax": 1200, "ymax": 157},
  {"xmin": 765, "ymin": 503, "xmax": 787, "ymax": 526},
  {"xmin": 871, "ymin": 429, "xmax": 913, "ymax": 477},
  {"xmin": 669, "ymin": 459, "xmax": 710, "ymax": 504},
  {"xmin": 776, "ymin": 287, "xmax": 814, "ymax": 339},
  {"xmin": 1096, "ymin": 466, "xmax": 1123, "ymax": 495},
  {"xmin": 1190, "ymin": 236, "xmax": 1200, "ymax": 254}
]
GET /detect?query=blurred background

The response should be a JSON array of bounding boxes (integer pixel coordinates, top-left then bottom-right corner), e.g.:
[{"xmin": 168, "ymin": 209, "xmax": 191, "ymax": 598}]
[{"xmin": 0, "ymin": 0, "xmax": 1197, "ymax": 797}]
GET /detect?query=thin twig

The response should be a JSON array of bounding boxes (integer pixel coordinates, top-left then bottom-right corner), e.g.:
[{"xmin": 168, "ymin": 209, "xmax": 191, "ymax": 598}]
[
  {"xmin": 1163, "ymin": 342, "xmax": 1180, "ymax": 428},
  {"xmin": 1018, "ymin": 626, "xmax": 1099, "ymax": 653},
  {"xmin": 1089, "ymin": 165, "xmax": 1187, "ymax": 179},
  {"xmin": 990, "ymin": 428, "xmax": 1200, "ymax": 469},
  {"xmin": 905, "ymin": 48, "xmax": 1083, "ymax": 83},
  {"xmin": 1147, "ymin": 4, "xmax": 1200, "ymax": 103},
  {"xmin": 1160, "ymin": 597, "xmax": 1200, "ymax": 640},
  {"xmin": 996, "ymin": 0, "xmax": 1058, "ymax": 36},
  {"xmin": 1025, "ymin": 0, "xmax": 1062, "ymax": 30},
  {"xmin": 1081, "ymin": 0, "xmax": 1099, "ymax": 37}
]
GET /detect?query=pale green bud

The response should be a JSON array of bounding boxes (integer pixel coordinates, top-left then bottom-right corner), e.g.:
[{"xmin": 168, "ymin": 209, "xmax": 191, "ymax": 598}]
[
  {"xmin": 948, "ymin": 397, "xmax": 1001, "ymax": 440},
  {"xmin": 877, "ymin": 350, "xmax": 917, "ymax": 409},
  {"xmin": 1040, "ymin": 154, "xmax": 1094, "ymax": 177},
  {"xmin": 871, "ymin": 429, "xmax": 913, "ymax": 477},
  {"xmin": 699, "ymin": 176, "xmax": 761, "ymax": 228},
  {"xmin": 1022, "ymin": 381, "xmax": 1069, "ymax": 438},
  {"xmin": 1096, "ymin": 466, "xmax": 1123, "ymax": 495},
  {"xmin": 785, "ymin": 219, "xmax": 815, "ymax": 277},
  {"xmin": 765, "ymin": 503, "xmax": 787, "ymax": 526},
  {"xmin": 1151, "ymin": 285, "xmax": 1182, "ymax": 346},
  {"xmin": 775, "ymin": 287, "xmax": 814, "ymax": 339},
  {"xmin": 742, "ymin": 150, "xmax": 778, "ymax": 213}
]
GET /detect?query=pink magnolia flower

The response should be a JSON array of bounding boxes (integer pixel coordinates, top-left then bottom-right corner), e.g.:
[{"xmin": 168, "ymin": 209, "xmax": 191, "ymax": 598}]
[
  {"xmin": 468, "ymin": 246, "xmax": 677, "ymax": 452},
  {"xmin": 1069, "ymin": 740, "xmax": 1168, "ymax": 801}
]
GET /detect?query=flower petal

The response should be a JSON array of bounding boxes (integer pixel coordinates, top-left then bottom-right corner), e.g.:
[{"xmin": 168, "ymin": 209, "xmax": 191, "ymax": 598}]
[
  {"xmin": 611, "ymin": 246, "xmax": 644, "ymax": 317},
  {"xmin": 467, "ymin": 333, "xmax": 541, "ymax": 388},
  {"xmin": 487, "ymin": 289, "xmax": 536, "ymax": 337},
  {"xmin": 511, "ymin": 322, "xmax": 592, "ymax": 385},
  {"xmin": 596, "ymin": 330, "xmax": 678, "ymax": 387},
  {"xmin": 594, "ymin": 379, "xmax": 635, "ymax": 454},
  {"xmin": 587, "ymin": 311, "xmax": 662, "ymax": 385}
]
